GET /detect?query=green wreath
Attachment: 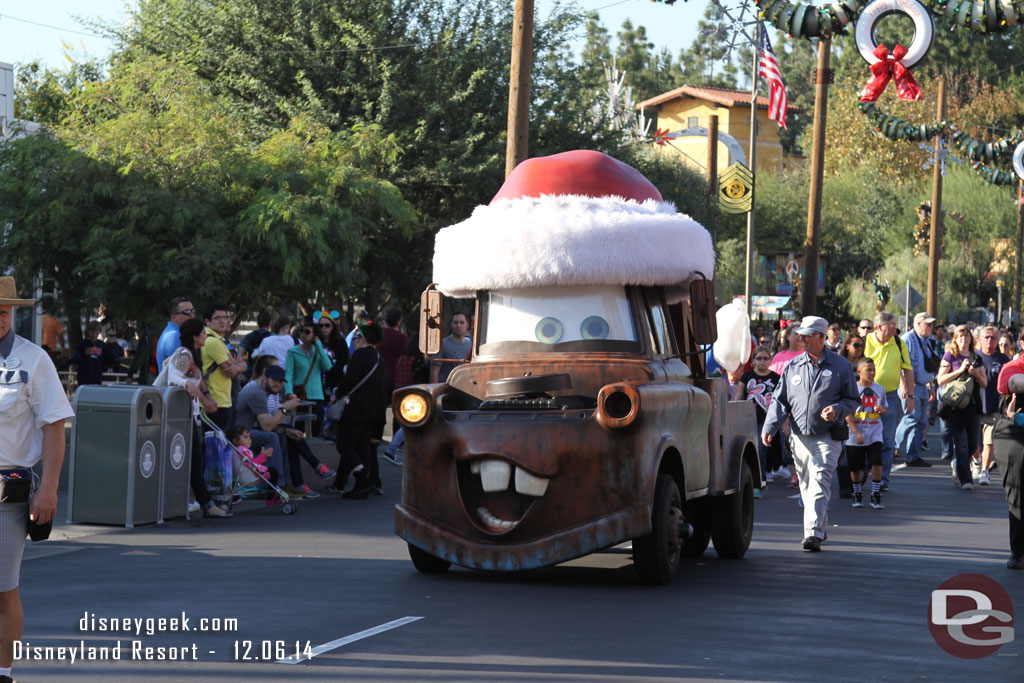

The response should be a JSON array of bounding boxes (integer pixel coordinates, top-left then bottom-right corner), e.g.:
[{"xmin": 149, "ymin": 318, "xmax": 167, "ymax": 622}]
[
  {"xmin": 754, "ymin": 0, "xmax": 1024, "ymax": 39},
  {"xmin": 859, "ymin": 102, "xmax": 1024, "ymax": 184}
]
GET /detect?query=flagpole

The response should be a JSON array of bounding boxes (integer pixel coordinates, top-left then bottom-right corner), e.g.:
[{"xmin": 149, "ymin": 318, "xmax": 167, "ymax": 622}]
[{"xmin": 744, "ymin": 23, "xmax": 760, "ymax": 319}]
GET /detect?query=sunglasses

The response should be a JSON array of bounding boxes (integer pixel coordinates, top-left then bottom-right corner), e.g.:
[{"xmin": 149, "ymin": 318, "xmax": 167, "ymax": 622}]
[
  {"xmin": 177, "ymin": 308, "xmax": 195, "ymax": 315},
  {"xmin": 319, "ymin": 322, "xmax": 332, "ymax": 328},
  {"xmin": 300, "ymin": 328, "xmax": 314, "ymax": 334},
  {"xmin": 982, "ymin": 335, "xmax": 998, "ymax": 339},
  {"xmin": 851, "ymin": 343, "xmax": 864, "ymax": 349},
  {"xmin": 754, "ymin": 356, "xmax": 771, "ymax": 361}
]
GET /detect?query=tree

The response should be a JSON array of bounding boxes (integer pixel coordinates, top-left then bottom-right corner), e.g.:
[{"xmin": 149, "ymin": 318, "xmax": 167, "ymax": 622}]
[
  {"xmin": 0, "ymin": 130, "xmax": 124, "ymax": 347},
  {"xmin": 677, "ymin": 4, "xmax": 741, "ymax": 90},
  {"xmin": 111, "ymin": 0, "xmax": 595, "ymax": 311}
]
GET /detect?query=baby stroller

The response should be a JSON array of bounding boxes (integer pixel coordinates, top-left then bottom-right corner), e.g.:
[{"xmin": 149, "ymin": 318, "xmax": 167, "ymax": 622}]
[{"xmin": 199, "ymin": 412, "xmax": 298, "ymax": 515}]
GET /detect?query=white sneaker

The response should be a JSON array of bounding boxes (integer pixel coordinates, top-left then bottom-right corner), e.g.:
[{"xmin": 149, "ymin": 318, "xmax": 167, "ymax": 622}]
[
  {"xmin": 961, "ymin": 482, "xmax": 974, "ymax": 491},
  {"xmin": 187, "ymin": 501, "xmax": 201, "ymax": 514},
  {"xmin": 971, "ymin": 459, "xmax": 982, "ymax": 482},
  {"xmin": 979, "ymin": 470, "xmax": 991, "ymax": 486}
]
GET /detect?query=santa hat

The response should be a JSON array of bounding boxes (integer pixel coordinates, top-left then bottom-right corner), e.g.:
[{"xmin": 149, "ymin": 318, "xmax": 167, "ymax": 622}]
[{"xmin": 432, "ymin": 150, "xmax": 715, "ymax": 299}]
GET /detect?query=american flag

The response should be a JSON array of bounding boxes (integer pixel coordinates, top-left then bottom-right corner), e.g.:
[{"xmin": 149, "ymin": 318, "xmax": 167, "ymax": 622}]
[{"xmin": 758, "ymin": 26, "xmax": 787, "ymax": 130}]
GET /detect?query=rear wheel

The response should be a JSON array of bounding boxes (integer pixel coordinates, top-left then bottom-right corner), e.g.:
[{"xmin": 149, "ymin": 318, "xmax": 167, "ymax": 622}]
[
  {"xmin": 633, "ymin": 474, "xmax": 683, "ymax": 585},
  {"xmin": 408, "ymin": 543, "xmax": 451, "ymax": 574},
  {"xmin": 711, "ymin": 459, "xmax": 754, "ymax": 558}
]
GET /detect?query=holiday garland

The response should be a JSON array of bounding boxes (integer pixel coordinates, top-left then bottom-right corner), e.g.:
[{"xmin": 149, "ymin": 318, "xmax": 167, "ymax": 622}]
[
  {"xmin": 859, "ymin": 101, "xmax": 1024, "ymax": 184},
  {"xmin": 746, "ymin": 0, "xmax": 1024, "ymax": 39}
]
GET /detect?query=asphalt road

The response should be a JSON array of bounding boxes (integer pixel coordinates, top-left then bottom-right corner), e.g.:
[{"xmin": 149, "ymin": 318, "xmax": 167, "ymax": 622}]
[{"xmin": 14, "ymin": 444, "xmax": 1024, "ymax": 682}]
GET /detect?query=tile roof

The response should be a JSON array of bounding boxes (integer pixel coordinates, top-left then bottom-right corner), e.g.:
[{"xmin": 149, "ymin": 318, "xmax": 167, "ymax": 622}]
[{"xmin": 637, "ymin": 85, "xmax": 801, "ymax": 112}]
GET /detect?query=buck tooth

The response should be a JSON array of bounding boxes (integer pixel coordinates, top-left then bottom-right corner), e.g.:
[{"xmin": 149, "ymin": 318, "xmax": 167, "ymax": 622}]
[
  {"xmin": 470, "ymin": 461, "xmax": 481, "ymax": 474},
  {"xmin": 514, "ymin": 467, "xmax": 550, "ymax": 497},
  {"xmin": 480, "ymin": 460, "xmax": 511, "ymax": 492}
]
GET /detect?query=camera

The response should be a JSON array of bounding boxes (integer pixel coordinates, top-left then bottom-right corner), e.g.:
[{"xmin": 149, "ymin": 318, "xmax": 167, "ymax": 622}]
[{"xmin": 970, "ymin": 356, "xmax": 984, "ymax": 369}]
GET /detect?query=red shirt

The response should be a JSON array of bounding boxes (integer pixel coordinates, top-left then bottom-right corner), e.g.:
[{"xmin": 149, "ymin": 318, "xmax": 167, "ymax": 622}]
[{"xmin": 997, "ymin": 357, "xmax": 1024, "ymax": 395}]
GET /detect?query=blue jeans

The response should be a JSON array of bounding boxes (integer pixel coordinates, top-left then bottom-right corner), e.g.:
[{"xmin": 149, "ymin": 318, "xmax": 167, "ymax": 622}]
[
  {"xmin": 880, "ymin": 390, "xmax": 903, "ymax": 484},
  {"xmin": 946, "ymin": 410, "xmax": 979, "ymax": 485},
  {"xmin": 249, "ymin": 429, "xmax": 287, "ymax": 485},
  {"xmin": 894, "ymin": 384, "xmax": 929, "ymax": 462}
]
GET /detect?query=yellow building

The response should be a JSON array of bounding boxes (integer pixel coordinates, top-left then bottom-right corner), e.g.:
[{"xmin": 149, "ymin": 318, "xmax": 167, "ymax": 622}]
[{"xmin": 636, "ymin": 85, "xmax": 801, "ymax": 175}]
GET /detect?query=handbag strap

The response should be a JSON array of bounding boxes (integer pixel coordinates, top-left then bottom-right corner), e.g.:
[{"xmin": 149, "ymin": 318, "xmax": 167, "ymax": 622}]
[
  {"xmin": 343, "ymin": 352, "xmax": 380, "ymax": 399},
  {"xmin": 298, "ymin": 348, "xmax": 318, "ymax": 387}
]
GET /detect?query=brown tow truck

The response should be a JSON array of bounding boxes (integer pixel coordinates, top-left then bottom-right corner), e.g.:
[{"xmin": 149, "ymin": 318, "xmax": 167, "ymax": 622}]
[{"xmin": 392, "ymin": 150, "xmax": 759, "ymax": 584}]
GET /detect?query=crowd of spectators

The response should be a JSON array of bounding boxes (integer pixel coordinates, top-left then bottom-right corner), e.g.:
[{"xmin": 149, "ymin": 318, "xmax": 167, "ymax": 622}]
[
  {"xmin": 741, "ymin": 312, "xmax": 1024, "ymax": 504},
  {"xmin": 143, "ymin": 297, "xmax": 440, "ymax": 516}
]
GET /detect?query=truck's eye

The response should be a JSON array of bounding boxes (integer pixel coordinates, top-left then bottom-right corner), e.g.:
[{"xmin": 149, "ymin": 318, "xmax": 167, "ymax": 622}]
[
  {"xmin": 580, "ymin": 316, "xmax": 609, "ymax": 340},
  {"xmin": 535, "ymin": 317, "xmax": 563, "ymax": 344}
]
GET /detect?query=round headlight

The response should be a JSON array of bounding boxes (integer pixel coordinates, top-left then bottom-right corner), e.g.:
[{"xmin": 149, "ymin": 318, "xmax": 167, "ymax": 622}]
[{"xmin": 399, "ymin": 393, "xmax": 429, "ymax": 425}]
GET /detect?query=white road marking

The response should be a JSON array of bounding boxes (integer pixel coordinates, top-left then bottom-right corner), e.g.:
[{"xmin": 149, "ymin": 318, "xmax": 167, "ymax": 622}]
[{"xmin": 277, "ymin": 616, "xmax": 424, "ymax": 664}]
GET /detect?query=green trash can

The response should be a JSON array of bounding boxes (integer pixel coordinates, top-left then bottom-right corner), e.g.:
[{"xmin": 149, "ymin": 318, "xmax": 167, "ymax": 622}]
[
  {"xmin": 157, "ymin": 385, "xmax": 193, "ymax": 522},
  {"xmin": 68, "ymin": 385, "xmax": 163, "ymax": 528}
]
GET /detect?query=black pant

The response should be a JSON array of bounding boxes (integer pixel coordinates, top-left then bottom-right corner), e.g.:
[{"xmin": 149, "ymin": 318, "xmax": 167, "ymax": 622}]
[
  {"xmin": 333, "ymin": 418, "xmax": 376, "ymax": 489},
  {"xmin": 994, "ymin": 418, "xmax": 1024, "ymax": 558},
  {"xmin": 206, "ymin": 406, "xmax": 235, "ymax": 433},
  {"xmin": 189, "ymin": 420, "xmax": 213, "ymax": 507}
]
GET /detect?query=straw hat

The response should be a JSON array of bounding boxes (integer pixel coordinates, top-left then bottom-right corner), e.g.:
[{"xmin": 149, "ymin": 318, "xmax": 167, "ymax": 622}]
[{"xmin": 0, "ymin": 277, "xmax": 37, "ymax": 306}]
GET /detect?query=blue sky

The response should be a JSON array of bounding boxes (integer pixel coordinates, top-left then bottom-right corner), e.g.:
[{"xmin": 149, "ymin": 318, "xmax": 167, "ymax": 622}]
[{"xmin": 1, "ymin": 0, "xmax": 713, "ymax": 71}]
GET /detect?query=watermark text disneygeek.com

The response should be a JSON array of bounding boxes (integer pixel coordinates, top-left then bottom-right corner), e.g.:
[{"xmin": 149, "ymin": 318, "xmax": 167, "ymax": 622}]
[{"xmin": 78, "ymin": 611, "xmax": 238, "ymax": 636}]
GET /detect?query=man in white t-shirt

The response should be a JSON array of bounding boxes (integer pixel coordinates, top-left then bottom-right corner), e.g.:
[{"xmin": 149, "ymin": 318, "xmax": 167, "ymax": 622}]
[{"xmin": 0, "ymin": 277, "xmax": 75, "ymax": 683}]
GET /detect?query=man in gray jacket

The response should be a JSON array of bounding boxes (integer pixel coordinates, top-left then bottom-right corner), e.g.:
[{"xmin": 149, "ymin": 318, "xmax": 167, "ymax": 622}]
[{"xmin": 763, "ymin": 316, "xmax": 861, "ymax": 551}]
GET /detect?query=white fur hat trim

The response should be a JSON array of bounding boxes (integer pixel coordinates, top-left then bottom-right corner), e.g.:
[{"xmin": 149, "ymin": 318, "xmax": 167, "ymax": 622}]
[{"xmin": 433, "ymin": 194, "xmax": 715, "ymax": 298}]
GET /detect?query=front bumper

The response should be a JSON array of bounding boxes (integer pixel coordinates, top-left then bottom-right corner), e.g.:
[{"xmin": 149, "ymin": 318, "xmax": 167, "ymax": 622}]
[{"xmin": 395, "ymin": 503, "xmax": 648, "ymax": 571}]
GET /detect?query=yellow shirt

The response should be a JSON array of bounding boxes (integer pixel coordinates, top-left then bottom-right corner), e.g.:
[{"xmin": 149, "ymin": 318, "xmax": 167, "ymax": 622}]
[
  {"xmin": 201, "ymin": 327, "xmax": 232, "ymax": 408},
  {"xmin": 864, "ymin": 332, "xmax": 912, "ymax": 393}
]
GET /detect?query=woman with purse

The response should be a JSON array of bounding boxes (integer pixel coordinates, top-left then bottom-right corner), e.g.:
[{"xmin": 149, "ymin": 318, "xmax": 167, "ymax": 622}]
[
  {"xmin": 936, "ymin": 325, "xmax": 987, "ymax": 490},
  {"xmin": 285, "ymin": 318, "xmax": 333, "ymax": 435},
  {"xmin": 326, "ymin": 322, "xmax": 388, "ymax": 499},
  {"xmin": 167, "ymin": 318, "xmax": 231, "ymax": 518}
]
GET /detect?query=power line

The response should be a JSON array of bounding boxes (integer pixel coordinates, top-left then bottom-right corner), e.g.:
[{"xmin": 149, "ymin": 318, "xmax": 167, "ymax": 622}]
[{"xmin": 0, "ymin": 13, "xmax": 105, "ymax": 39}]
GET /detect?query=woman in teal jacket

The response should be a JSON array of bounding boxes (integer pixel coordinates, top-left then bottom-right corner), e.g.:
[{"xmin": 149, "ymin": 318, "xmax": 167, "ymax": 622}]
[{"xmin": 286, "ymin": 318, "xmax": 334, "ymax": 433}]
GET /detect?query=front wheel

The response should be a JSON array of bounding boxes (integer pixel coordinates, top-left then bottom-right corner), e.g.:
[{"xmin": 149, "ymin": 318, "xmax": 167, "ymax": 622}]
[
  {"xmin": 633, "ymin": 474, "xmax": 683, "ymax": 585},
  {"xmin": 711, "ymin": 458, "xmax": 754, "ymax": 558},
  {"xmin": 408, "ymin": 543, "xmax": 451, "ymax": 574}
]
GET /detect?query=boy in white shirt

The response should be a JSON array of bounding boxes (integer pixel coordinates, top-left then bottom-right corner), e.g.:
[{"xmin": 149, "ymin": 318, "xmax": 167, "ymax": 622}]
[{"xmin": 845, "ymin": 357, "xmax": 889, "ymax": 509}]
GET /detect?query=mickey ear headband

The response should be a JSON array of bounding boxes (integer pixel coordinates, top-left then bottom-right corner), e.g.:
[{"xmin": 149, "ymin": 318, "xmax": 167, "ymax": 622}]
[{"xmin": 313, "ymin": 310, "xmax": 340, "ymax": 322}]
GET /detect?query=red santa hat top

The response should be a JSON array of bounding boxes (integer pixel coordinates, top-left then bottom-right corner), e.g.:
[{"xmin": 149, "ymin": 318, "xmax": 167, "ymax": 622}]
[{"xmin": 432, "ymin": 149, "xmax": 715, "ymax": 298}]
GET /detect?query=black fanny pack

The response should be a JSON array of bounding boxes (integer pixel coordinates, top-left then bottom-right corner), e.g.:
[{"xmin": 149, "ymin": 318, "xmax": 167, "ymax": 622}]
[{"xmin": 0, "ymin": 469, "xmax": 32, "ymax": 504}]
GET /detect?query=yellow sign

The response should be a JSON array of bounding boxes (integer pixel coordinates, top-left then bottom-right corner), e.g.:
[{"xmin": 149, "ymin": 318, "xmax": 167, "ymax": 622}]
[{"xmin": 719, "ymin": 162, "xmax": 753, "ymax": 214}]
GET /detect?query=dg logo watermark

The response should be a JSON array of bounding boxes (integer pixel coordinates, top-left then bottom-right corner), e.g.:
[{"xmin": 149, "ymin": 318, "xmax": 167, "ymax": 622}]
[{"xmin": 928, "ymin": 573, "xmax": 1014, "ymax": 658}]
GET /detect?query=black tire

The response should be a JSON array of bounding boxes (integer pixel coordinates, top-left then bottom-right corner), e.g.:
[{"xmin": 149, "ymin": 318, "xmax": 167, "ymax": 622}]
[
  {"xmin": 408, "ymin": 543, "xmax": 451, "ymax": 574},
  {"xmin": 282, "ymin": 502, "xmax": 297, "ymax": 515},
  {"xmin": 633, "ymin": 474, "xmax": 683, "ymax": 585},
  {"xmin": 711, "ymin": 459, "xmax": 754, "ymax": 558},
  {"xmin": 680, "ymin": 496, "xmax": 712, "ymax": 558}
]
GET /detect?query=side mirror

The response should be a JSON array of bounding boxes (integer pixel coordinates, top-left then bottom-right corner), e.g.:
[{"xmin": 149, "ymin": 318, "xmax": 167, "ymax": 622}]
[
  {"xmin": 689, "ymin": 274, "xmax": 717, "ymax": 346},
  {"xmin": 420, "ymin": 284, "xmax": 443, "ymax": 355}
]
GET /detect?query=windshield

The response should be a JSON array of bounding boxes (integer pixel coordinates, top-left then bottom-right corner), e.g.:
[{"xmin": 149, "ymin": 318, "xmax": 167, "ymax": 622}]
[{"xmin": 480, "ymin": 285, "xmax": 640, "ymax": 354}]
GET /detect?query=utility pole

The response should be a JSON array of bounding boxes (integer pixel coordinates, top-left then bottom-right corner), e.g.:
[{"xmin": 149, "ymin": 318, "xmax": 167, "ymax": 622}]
[
  {"xmin": 926, "ymin": 76, "xmax": 946, "ymax": 316},
  {"xmin": 707, "ymin": 114, "xmax": 719, "ymax": 242},
  {"xmin": 743, "ymin": 26, "xmax": 759, "ymax": 318},
  {"xmin": 801, "ymin": 38, "xmax": 831, "ymax": 316},
  {"xmin": 506, "ymin": 0, "xmax": 534, "ymax": 177}
]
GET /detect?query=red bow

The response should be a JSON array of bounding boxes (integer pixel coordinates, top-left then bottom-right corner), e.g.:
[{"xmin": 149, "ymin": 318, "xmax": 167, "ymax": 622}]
[{"xmin": 859, "ymin": 44, "xmax": 922, "ymax": 103}]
